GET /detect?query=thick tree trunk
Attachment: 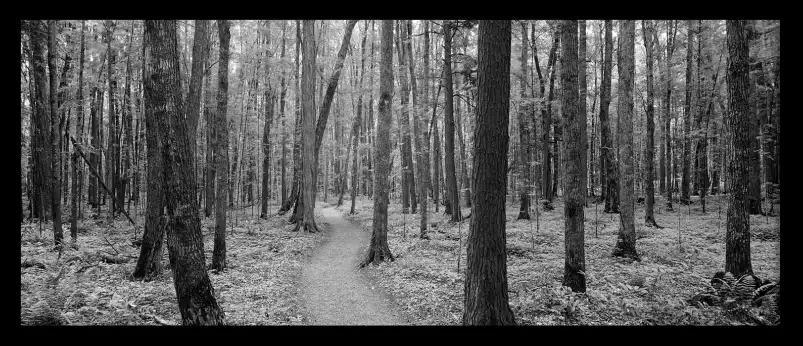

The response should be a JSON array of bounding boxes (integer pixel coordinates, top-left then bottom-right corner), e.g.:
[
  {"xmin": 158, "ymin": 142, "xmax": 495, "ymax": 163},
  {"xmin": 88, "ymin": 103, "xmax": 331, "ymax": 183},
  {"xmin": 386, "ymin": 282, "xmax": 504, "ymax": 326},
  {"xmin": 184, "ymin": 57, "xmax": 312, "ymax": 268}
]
[
  {"xmin": 361, "ymin": 20, "xmax": 395, "ymax": 266},
  {"xmin": 292, "ymin": 20, "xmax": 319, "ymax": 233},
  {"xmin": 600, "ymin": 21, "xmax": 618, "ymax": 213},
  {"xmin": 212, "ymin": 20, "xmax": 231, "ymax": 271},
  {"xmin": 611, "ymin": 20, "xmax": 639, "ymax": 261},
  {"xmin": 443, "ymin": 20, "xmax": 461, "ymax": 222},
  {"xmin": 47, "ymin": 20, "xmax": 63, "ymax": 247},
  {"xmin": 642, "ymin": 20, "xmax": 658, "ymax": 227},
  {"xmin": 30, "ymin": 21, "xmax": 52, "ymax": 220},
  {"xmin": 725, "ymin": 20, "xmax": 753, "ymax": 277},
  {"xmin": 463, "ymin": 20, "xmax": 515, "ymax": 325},
  {"xmin": 560, "ymin": 20, "xmax": 587, "ymax": 292},
  {"xmin": 144, "ymin": 20, "xmax": 225, "ymax": 325},
  {"xmin": 578, "ymin": 20, "xmax": 588, "ymax": 203},
  {"xmin": 203, "ymin": 30, "xmax": 215, "ymax": 218}
]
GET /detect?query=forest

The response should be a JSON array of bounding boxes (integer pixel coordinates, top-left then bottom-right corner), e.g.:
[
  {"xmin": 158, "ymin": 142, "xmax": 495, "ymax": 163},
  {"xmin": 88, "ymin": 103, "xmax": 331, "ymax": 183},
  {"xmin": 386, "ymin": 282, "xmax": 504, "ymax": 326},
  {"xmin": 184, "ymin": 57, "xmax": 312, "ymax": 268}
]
[{"xmin": 20, "ymin": 19, "xmax": 779, "ymax": 326}]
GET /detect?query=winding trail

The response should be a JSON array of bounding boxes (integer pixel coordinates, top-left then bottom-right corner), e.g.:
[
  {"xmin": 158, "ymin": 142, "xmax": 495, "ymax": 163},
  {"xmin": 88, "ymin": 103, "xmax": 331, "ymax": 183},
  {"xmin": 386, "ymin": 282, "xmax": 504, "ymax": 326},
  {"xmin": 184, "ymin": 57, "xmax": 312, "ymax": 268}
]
[{"xmin": 301, "ymin": 207, "xmax": 407, "ymax": 325}]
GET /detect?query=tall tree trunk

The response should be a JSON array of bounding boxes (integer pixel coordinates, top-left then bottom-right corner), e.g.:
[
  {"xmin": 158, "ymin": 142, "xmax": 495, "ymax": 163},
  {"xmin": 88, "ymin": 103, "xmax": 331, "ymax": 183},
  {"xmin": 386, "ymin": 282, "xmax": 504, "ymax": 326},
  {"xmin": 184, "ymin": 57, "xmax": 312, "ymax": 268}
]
[
  {"xmin": 279, "ymin": 21, "xmax": 289, "ymax": 205},
  {"xmin": 642, "ymin": 20, "xmax": 658, "ymax": 227},
  {"xmin": 361, "ymin": 20, "xmax": 395, "ymax": 266},
  {"xmin": 655, "ymin": 25, "xmax": 666, "ymax": 196},
  {"xmin": 395, "ymin": 21, "xmax": 415, "ymax": 214},
  {"xmin": 261, "ymin": 22, "xmax": 275, "ymax": 219},
  {"xmin": 122, "ymin": 22, "xmax": 135, "ymax": 216},
  {"xmin": 48, "ymin": 20, "xmax": 63, "ymax": 246},
  {"xmin": 578, "ymin": 20, "xmax": 588, "ymax": 203},
  {"xmin": 746, "ymin": 23, "xmax": 762, "ymax": 215},
  {"xmin": 71, "ymin": 21, "xmax": 86, "ymax": 241},
  {"xmin": 203, "ymin": 26, "xmax": 215, "ymax": 218},
  {"xmin": 292, "ymin": 20, "xmax": 320, "ymax": 233},
  {"xmin": 664, "ymin": 20, "xmax": 677, "ymax": 210},
  {"xmin": 600, "ymin": 20, "xmax": 618, "ymax": 213},
  {"xmin": 212, "ymin": 20, "xmax": 231, "ymax": 271},
  {"xmin": 560, "ymin": 20, "xmax": 587, "ymax": 292},
  {"xmin": 516, "ymin": 21, "xmax": 532, "ymax": 220},
  {"xmin": 463, "ymin": 20, "xmax": 515, "ymax": 325},
  {"xmin": 106, "ymin": 20, "xmax": 119, "ymax": 218},
  {"xmin": 443, "ymin": 20, "xmax": 461, "ymax": 222},
  {"xmin": 144, "ymin": 20, "xmax": 225, "ymax": 325},
  {"xmin": 29, "ymin": 21, "xmax": 52, "ymax": 220},
  {"xmin": 406, "ymin": 20, "xmax": 428, "ymax": 234},
  {"xmin": 350, "ymin": 22, "xmax": 369, "ymax": 215},
  {"xmin": 279, "ymin": 21, "xmax": 302, "ymax": 215},
  {"xmin": 612, "ymin": 20, "xmax": 639, "ymax": 261},
  {"xmin": 681, "ymin": 20, "xmax": 693, "ymax": 205},
  {"xmin": 420, "ymin": 19, "xmax": 433, "ymax": 226},
  {"xmin": 725, "ymin": 20, "xmax": 753, "ymax": 277}
]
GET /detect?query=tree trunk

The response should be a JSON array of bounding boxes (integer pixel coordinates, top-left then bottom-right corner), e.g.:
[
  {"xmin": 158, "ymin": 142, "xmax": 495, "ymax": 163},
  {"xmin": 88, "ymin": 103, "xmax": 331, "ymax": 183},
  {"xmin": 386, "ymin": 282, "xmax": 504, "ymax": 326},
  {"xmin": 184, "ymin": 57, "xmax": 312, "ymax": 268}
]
[
  {"xmin": 203, "ymin": 26, "xmax": 215, "ymax": 218},
  {"xmin": 406, "ymin": 20, "xmax": 427, "ymax": 234},
  {"xmin": 261, "ymin": 22, "xmax": 275, "ymax": 219},
  {"xmin": 29, "ymin": 21, "xmax": 52, "ymax": 221},
  {"xmin": 106, "ymin": 20, "xmax": 119, "ymax": 218},
  {"xmin": 395, "ymin": 21, "xmax": 416, "ymax": 214},
  {"xmin": 578, "ymin": 20, "xmax": 588, "ymax": 203},
  {"xmin": 516, "ymin": 21, "xmax": 532, "ymax": 220},
  {"xmin": 350, "ymin": 22, "xmax": 369, "ymax": 215},
  {"xmin": 292, "ymin": 20, "xmax": 320, "ymax": 233},
  {"xmin": 725, "ymin": 20, "xmax": 753, "ymax": 277},
  {"xmin": 47, "ymin": 20, "xmax": 63, "ymax": 247},
  {"xmin": 420, "ymin": 19, "xmax": 433, "ymax": 228},
  {"xmin": 443, "ymin": 20, "xmax": 461, "ymax": 222},
  {"xmin": 680, "ymin": 20, "xmax": 693, "ymax": 205},
  {"xmin": 463, "ymin": 20, "xmax": 515, "ymax": 325},
  {"xmin": 71, "ymin": 21, "xmax": 86, "ymax": 241},
  {"xmin": 560, "ymin": 20, "xmax": 587, "ymax": 292},
  {"xmin": 361, "ymin": 20, "xmax": 395, "ymax": 266},
  {"xmin": 642, "ymin": 21, "xmax": 658, "ymax": 227},
  {"xmin": 664, "ymin": 20, "xmax": 677, "ymax": 210},
  {"xmin": 279, "ymin": 21, "xmax": 288, "ymax": 206},
  {"xmin": 542, "ymin": 29, "xmax": 560, "ymax": 206},
  {"xmin": 212, "ymin": 20, "xmax": 231, "ymax": 271},
  {"xmin": 279, "ymin": 21, "xmax": 302, "ymax": 216},
  {"xmin": 600, "ymin": 20, "xmax": 618, "ymax": 213},
  {"xmin": 611, "ymin": 20, "xmax": 639, "ymax": 261},
  {"xmin": 144, "ymin": 20, "xmax": 225, "ymax": 325}
]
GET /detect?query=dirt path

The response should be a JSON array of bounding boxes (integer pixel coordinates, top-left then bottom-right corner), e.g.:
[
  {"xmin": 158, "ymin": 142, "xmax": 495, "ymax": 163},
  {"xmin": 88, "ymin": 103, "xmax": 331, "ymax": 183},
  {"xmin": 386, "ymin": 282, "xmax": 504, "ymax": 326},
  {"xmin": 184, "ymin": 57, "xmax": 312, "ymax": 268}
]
[{"xmin": 300, "ymin": 207, "xmax": 407, "ymax": 325}]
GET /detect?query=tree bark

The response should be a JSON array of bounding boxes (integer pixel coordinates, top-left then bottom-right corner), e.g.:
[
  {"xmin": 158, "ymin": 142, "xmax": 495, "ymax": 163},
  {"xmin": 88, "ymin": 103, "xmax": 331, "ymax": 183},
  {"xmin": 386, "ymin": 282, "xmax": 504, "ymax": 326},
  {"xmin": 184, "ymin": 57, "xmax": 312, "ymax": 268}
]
[
  {"xmin": 106, "ymin": 20, "xmax": 119, "ymax": 218},
  {"xmin": 642, "ymin": 21, "xmax": 658, "ymax": 227},
  {"xmin": 681, "ymin": 20, "xmax": 693, "ymax": 205},
  {"xmin": 406, "ymin": 20, "xmax": 428, "ymax": 234},
  {"xmin": 560, "ymin": 20, "xmax": 587, "ymax": 292},
  {"xmin": 600, "ymin": 20, "xmax": 618, "ymax": 213},
  {"xmin": 71, "ymin": 21, "xmax": 86, "ymax": 241},
  {"xmin": 212, "ymin": 20, "xmax": 231, "ymax": 271},
  {"xmin": 463, "ymin": 20, "xmax": 515, "ymax": 325},
  {"xmin": 516, "ymin": 21, "xmax": 532, "ymax": 220},
  {"xmin": 362, "ymin": 20, "xmax": 395, "ymax": 266},
  {"xmin": 611, "ymin": 20, "xmax": 639, "ymax": 261},
  {"xmin": 395, "ymin": 21, "xmax": 416, "ymax": 214},
  {"xmin": 664, "ymin": 20, "xmax": 677, "ymax": 210},
  {"xmin": 443, "ymin": 20, "xmax": 461, "ymax": 222},
  {"xmin": 47, "ymin": 20, "xmax": 63, "ymax": 247},
  {"xmin": 350, "ymin": 22, "xmax": 369, "ymax": 215},
  {"xmin": 725, "ymin": 20, "xmax": 753, "ymax": 277},
  {"xmin": 203, "ymin": 26, "xmax": 215, "ymax": 218},
  {"xmin": 144, "ymin": 20, "xmax": 225, "ymax": 325},
  {"xmin": 578, "ymin": 20, "xmax": 588, "ymax": 203},
  {"xmin": 261, "ymin": 22, "xmax": 275, "ymax": 219}
]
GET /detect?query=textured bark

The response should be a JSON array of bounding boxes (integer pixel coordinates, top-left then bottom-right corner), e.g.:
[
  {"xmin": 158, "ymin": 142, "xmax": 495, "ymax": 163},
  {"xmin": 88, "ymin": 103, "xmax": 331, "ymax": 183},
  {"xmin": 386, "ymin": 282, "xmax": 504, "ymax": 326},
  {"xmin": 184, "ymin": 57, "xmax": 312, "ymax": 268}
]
[
  {"xmin": 542, "ymin": 30, "xmax": 559, "ymax": 205},
  {"xmin": 664, "ymin": 20, "xmax": 678, "ymax": 210},
  {"xmin": 203, "ymin": 28, "xmax": 215, "ymax": 218},
  {"xmin": 106, "ymin": 20, "xmax": 119, "ymax": 218},
  {"xmin": 261, "ymin": 22, "xmax": 275, "ymax": 219},
  {"xmin": 642, "ymin": 21, "xmax": 658, "ymax": 227},
  {"xmin": 47, "ymin": 21, "xmax": 63, "ymax": 246},
  {"xmin": 463, "ymin": 20, "xmax": 515, "ymax": 325},
  {"xmin": 560, "ymin": 20, "xmax": 587, "ymax": 292},
  {"xmin": 29, "ymin": 21, "xmax": 52, "ymax": 220},
  {"xmin": 144, "ymin": 20, "xmax": 225, "ymax": 325},
  {"xmin": 655, "ymin": 25, "xmax": 665, "ymax": 195},
  {"xmin": 611, "ymin": 20, "xmax": 639, "ymax": 261},
  {"xmin": 88, "ymin": 85, "xmax": 100, "ymax": 209},
  {"xmin": 419, "ymin": 19, "xmax": 432, "ymax": 233},
  {"xmin": 186, "ymin": 20, "xmax": 209, "ymax": 160},
  {"xmin": 406, "ymin": 20, "xmax": 428, "ymax": 234},
  {"xmin": 361, "ymin": 20, "xmax": 395, "ymax": 266},
  {"xmin": 600, "ymin": 21, "xmax": 618, "ymax": 213},
  {"xmin": 279, "ymin": 21, "xmax": 302, "ymax": 215},
  {"xmin": 396, "ymin": 21, "xmax": 416, "ymax": 214},
  {"xmin": 292, "ymin": 20, "xmax": 319, "ymax": 233},
  {"xmin": 350, "ymin": 22, "xmax": 369, "ymax": 215},
  {"xmin": 122, "ymin": 22, "xmax": 134, "ymax": 215},
  {"xmin": 578, "ymin": 20, "xmax": 588, "ymax": 202},
  {"xmin": 212, "ymin": 20, "xmax": 231, "ymax": 271},
  {"xmin": 71, "ymin": 21, "xmax": 86, "ymax": 241},
  {"xmin": 681, "ymin": 20, "xmax": 693, "ymax": 204},
  {"xmin": 443, "ymin": 20, "xmax": 461, "ymax": 222},
  {"xmin": 279, "ymin": 21, "xmax": 288, "ymax": 205},
  {"xmin": 516, "ymin": 22, "xmax": 532, "ymax": 220},
  {"xmin": 746, "ymin": 24, "xmax": 762, "ymax": 215},
  {"xmin": 725, "ymin": 20, "xmax": 753, "ymax": 277}
]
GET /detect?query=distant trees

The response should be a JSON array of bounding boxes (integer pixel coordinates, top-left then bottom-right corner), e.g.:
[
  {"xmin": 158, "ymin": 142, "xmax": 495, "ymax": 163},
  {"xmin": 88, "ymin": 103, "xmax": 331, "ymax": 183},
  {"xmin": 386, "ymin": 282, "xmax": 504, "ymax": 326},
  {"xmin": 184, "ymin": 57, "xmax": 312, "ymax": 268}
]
[
  {"xmin": 725, "ymin": 20, "xmax": 753, "ymax": 277},
  {"xmin": 463, "ymin": 20, "xmax": 515, "ymax": 325},
  {"xmin": 361, "ymin": 20, "xmax": 395, "ymax": 267},
  {"xmin": 611, "ymin": 20, "xmax": 639, "ymax": 261},
  {"xmin": 515, "ymin": 21, "xmax": 533, "ymax": 220}
]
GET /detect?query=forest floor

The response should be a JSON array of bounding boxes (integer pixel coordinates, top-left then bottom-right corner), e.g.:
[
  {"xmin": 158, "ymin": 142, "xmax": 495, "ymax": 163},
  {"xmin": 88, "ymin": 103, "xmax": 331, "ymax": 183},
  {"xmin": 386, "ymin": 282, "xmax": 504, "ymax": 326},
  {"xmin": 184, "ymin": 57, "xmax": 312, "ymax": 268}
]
[
  {"xmin": 20, "ymin": 201, "xmax": 327, "ymax": 325},
  {"xmin": 335, "ymin": 193, "xmax": 780, "ymax": 325},
  {"xmin": 300, "ymin": 207, "xmax": 408, "ymax": 325}
]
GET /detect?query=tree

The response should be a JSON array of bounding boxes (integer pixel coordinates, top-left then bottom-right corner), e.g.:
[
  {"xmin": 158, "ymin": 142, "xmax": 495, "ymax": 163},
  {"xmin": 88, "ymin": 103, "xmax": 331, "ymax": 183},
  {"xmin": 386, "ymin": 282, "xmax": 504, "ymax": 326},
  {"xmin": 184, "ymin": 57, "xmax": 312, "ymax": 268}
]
[
  {"xmin": 560, "ymin": 20, "xmax": 586, "ymax": 292},
  {"xmin": 293, "ymin": 20, "xmax": 319, "ymax": 233},
  {"xmin": 106, "ymin": 20, "xmax": 119, "ymax": 218},
  {"xmin": 642, "ymin": 20, "xmax": 659, "ymax": 227},
  {"xmin": 396, "ymin": 21, "xmax": 417, "ymax": 214},
  {"xmin": 70, "ymin": 20, "xmax": 86, "ymax": 242},
  {"xmin": 515, "ymin": 21, "xmax": 532, "ymax": 220},
  {"xmin": 27, "ymin": 21, "xmax": 53, "ymax": 221},
  {"xmin": 725, "ymin": 20, "xmax": 752, "ymax": 277},
  {"xmin": 407, "ymin": 20, "xmax": 428, "ymax": 234},
  {"xmin": 350, "ymin": 22, "xmax": 369, "ymax": 215},
  {"xmin": 578, "ymin": 20, "xmax": 588, "ymax": 203},
  {"xmin": 212, "ymin": 20, "xmax": 231, "ymax": 271},
  {"xmin": 681, "ymin": 20, "xmax": 693, "ymax": 205},
  {"xmin": 203, "ymin": 26, "xmax": 215, "ymax": 218},
  {"xmin": 663, "ymin": 20, "xmax": 678, "ymax": 210},
  {"xmin": 361, "ymin": 20, "xmax": 395, "ymax": 267},
  {"xmin": 47, "ymin": 20, "xmax": 63, "ymax": 247},
  {"xmin": 261, "ymin": 21, "xmax": 276, "ymax": 219},
  {"xmin": 443, "ymin": 20, "xmax": 461, "ymax": 222},
  {"xmin": 463, "ymin": 20, "xmax": 515, "ymax": 325},
  {"xmin": 612, "ymin": 20, "xmax": 639, "ymax": 261},
  {"xmin": 144, "ymin": 20, "xmax": 225, "ymax": 325},
  {"xmin": 599, "ymin": 20, "xmax": 618, "ymax": 213}
]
